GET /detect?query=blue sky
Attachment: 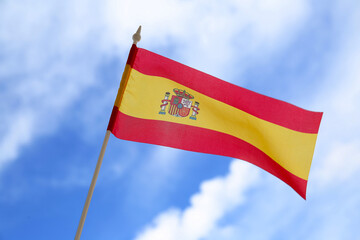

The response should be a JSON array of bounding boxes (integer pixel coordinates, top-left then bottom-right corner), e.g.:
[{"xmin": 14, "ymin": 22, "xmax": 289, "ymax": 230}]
[{"xmin": 1, "ymin": 0, "xmax": 360, "ymax": 239}]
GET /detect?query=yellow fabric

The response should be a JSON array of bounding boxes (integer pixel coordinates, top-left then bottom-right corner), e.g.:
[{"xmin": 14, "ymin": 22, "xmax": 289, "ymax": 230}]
[
  {"xmin": 117, "ymin": 68, "xmax": 318, "ymax": 180},
  {"xmin": 114, "ymin": 64, "xmax": 132, "ymax": 107}
]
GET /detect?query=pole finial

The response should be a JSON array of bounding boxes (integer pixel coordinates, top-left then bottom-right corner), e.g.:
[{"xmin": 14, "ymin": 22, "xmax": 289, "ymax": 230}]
[{"xmin": 132, "ymin": 25, "xmax": 142, "ymax": 45}]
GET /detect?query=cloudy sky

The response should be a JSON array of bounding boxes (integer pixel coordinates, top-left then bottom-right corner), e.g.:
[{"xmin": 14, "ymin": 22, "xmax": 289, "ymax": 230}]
[{"xmin": 1, "ymin": 0, "xmax": 360, "ymax": 239}]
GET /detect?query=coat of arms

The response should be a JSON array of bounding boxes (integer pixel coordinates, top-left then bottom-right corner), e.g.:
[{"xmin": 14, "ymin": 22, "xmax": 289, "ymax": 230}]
[{"xmin": 159, "ymin": 88, "xmax": 200, "ymax": 120}]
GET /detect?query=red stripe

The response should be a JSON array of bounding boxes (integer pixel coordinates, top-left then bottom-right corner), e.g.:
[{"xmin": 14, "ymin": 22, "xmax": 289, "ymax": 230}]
[
  {"xmin": 107, "ymin": 106, "xmax": 118, "ymax": 131},
  {"xmin": 132, "ymin": 46, "xmax": 322, "ymax": 134},
  {"xmin": 108, "ymin": 107, "xmax": 308, "ymax": 199},
  {"xmin": 169, "ymin": 105, "xmax": 173, "ymax": 114},
  {"xmin": 169, "ymin": 105, "xmax": 174, "ymax": 115},
  {"xmin": 126, "ymin": 44, "xmax": 138, "ymax": 67}
]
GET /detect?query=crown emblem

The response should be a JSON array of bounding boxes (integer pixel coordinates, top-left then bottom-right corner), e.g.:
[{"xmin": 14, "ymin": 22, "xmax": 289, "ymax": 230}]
[
  {"xmin": 159, "ymin": 88, "xmax": 200, "ymax": 120},
  {"xmin": 173, "ymin": 88, "xmax": 194, "ymax": 100}
]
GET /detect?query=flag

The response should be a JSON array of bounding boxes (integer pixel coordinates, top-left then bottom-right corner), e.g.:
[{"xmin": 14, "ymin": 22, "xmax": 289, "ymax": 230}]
[{"xmin": 107, "ymin": 44, "xmax": 323, "ymax": 199}]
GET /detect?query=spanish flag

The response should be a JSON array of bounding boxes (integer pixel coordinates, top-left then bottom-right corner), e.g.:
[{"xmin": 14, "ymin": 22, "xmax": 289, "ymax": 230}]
[{"xmin": 108, "ymin": 44, "xmax": 322, "ymax": 199}]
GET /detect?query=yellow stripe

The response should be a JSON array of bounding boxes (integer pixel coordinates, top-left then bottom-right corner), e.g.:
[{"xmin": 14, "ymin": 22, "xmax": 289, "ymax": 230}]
[{"xmin": 118, "ymin": 68, "xmax": 318, "ymax": 180}]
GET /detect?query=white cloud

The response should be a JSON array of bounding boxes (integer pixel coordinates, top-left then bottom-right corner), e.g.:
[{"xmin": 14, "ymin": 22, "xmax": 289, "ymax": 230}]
[
  {"xmin": 310, "ymin": 1, "xmax": 360, "ymax": 187},
  {"xmin": 0, "ymin": 111, "xmax": 35, "ymax": 169},
  {"xmin": 0, "ymin": 1, "xmax": 105, "ymax": 170},
  {"xmin": 102, "ymin": 0, "xmax": 310, "ymax": 80},
  {"xmin": 314, "ymin": 140, "xmax": 360, "ymax": 187},
  {"xmin": 134, "ymin": 160, "xmax": 259, "ymax": 240}
]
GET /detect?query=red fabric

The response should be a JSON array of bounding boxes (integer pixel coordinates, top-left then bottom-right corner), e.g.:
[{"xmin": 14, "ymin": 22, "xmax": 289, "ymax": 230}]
[
  {"xmin": 126, "ymin": 44, "xmax": 138, "ymax": 67},
  {"xmin": 132, "ymin": 47, "xmax": 323, "ymax": 134},
  {"xmin": 108, "ymin": 108, "xmax": 308, "ymax": 199}
]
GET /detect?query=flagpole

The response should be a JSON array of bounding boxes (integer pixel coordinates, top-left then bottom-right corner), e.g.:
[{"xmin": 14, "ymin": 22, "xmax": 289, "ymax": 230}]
[
  {"xmin": 74, "ymin": 26, "xmax": 142, "ymax": 240},
  {"xmin": 74, "ymin": 130, "xmax": 110, "ymax": 240}
]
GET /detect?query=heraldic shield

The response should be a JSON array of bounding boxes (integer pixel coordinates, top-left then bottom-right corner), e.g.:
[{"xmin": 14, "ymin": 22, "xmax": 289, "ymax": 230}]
[{"xmin": 159, "ymin": 88, "xmax": 200, "ymax": 120}]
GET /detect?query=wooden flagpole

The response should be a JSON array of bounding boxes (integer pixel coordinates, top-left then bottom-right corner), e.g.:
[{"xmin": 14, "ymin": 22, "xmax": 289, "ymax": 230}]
[{"xmin": 74, "ymin": 26, "xmax": 142, "ymax": 240}]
